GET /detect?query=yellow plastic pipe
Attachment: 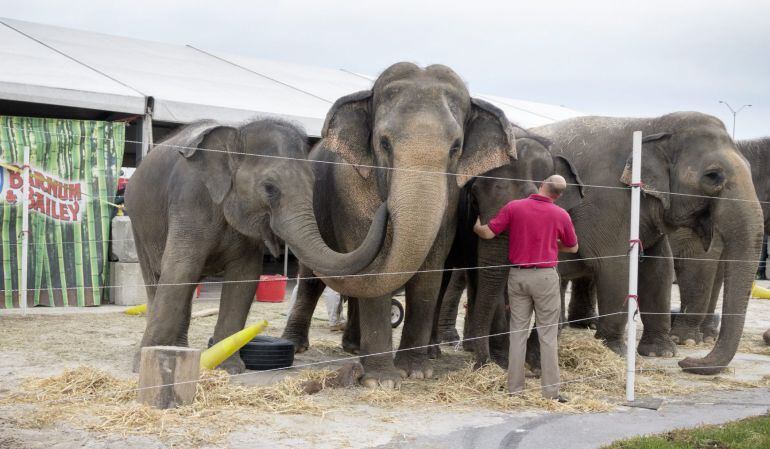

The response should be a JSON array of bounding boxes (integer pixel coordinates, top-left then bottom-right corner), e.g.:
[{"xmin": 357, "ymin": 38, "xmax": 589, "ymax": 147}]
[
  {"xmin": 124, "ymin": 303, "xmax": 147, "ymax": 315},
  {"xmin": 752, "ymin": 283, "xmax": 770, "ymax": 300},
  {"xmin": 200, "ymin": 320, "xmax": 268, "ymax": 370}
]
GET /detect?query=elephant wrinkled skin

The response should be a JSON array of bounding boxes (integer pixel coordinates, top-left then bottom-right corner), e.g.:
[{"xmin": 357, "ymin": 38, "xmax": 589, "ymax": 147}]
[
  {"xmin": 281, "ymin": 62, "xmax": 516, "ymax": 388},
  {"xmin": 126, "ymin": 119, "xmax": 386, "ymax": 374},
  {"xmin": 533, "ymin": 113, "xmax": 763, "ymax": 374},
  {"xmin": 670, "ymin": 137, "xmax": 770, "ymax": 346}
]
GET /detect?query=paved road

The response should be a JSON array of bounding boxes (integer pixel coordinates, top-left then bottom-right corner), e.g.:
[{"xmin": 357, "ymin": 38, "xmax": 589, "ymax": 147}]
[{"xmin": 371, "ymin": 389, "xmax": 770, "ymax": 449}]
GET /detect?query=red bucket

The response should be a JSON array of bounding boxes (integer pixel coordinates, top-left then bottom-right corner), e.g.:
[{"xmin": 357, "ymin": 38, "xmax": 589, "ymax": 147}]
[{"xmin": 256, "ymin": 275, "xmax": 288, "ymax": 302}]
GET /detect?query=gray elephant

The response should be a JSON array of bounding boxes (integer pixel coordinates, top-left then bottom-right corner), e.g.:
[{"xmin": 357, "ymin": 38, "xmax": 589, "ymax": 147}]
[
  {"xmin": 125, "ymin": 119, "xmax": 386, "ymax": 373},
  {"xmin": 668, "ymin": 137, "xmax": 770, "ymax": 345},
  {"xmin": 531, "ymin": 113, "xmax": 763, "ymax": 374},
  {"xmin": 435, "ymin": 128, "xmax": 584, "ymax": 368},
  {"xmin": 280, "ymin": 62, "xmax": 517, "ymax": 388}
]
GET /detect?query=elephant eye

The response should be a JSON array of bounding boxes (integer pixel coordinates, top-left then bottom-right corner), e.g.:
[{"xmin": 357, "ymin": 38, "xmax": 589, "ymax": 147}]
[
  {"xmin": 263, "ymin": 182, "xmax": 280, "ymax": 199},
  {"xmin": 379, "ymin": 136, "xmax": 392, "ymax": 153},
  {"xmin": 450, "ymin": 139, "xmax": 462, "ymax": 158},
  {"xmin": 703, "ymin": 169, "xmax": 726, "ymax": 185}
]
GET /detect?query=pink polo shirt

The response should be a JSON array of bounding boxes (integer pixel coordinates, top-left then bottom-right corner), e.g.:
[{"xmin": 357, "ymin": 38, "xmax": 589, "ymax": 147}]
[{"xmin": 487, "ymin": 194, "xmax": 578, "ymax": 268}]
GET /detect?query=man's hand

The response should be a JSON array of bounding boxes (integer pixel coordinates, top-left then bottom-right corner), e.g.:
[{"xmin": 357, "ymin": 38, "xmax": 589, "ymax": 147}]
[{"xmin": 474, "ymin": 217, "xmax": 496, "ymax": 240}]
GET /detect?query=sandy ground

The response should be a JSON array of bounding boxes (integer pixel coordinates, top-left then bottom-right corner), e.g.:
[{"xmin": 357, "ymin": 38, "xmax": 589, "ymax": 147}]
[{"xmin": 2, "ymin": 279, "xmax": 770, "ymax": 448}]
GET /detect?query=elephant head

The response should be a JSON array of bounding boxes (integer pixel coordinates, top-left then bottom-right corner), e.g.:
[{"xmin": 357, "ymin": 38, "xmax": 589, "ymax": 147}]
[
  {"xmin": 619, "ymin": 112, "xmax": 763, "ymax": 374},
  {"xmin": 166, "ymin": 119, "xmax": 387, "ymax": 276},
  {"xmin": 319, "ymin": 62, "xmax": 517, "ymax": 296},
  {"xmin": 472, "ymin": 129, "xmax": 584, "ymax": 223}
]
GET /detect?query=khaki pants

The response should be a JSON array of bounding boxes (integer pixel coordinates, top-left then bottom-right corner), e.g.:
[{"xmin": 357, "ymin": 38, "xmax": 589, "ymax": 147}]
[{"xmin": 507, "ymin": 267, "xmax": 561, "ymax": 399}]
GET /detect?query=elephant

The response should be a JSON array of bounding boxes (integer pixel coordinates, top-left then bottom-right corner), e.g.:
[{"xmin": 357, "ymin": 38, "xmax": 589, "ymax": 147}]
[
  {"xmin": 530, "ymin": 113, "xmax": 763, "ymax": 374},
  {"xmin": 125, "ymin": 119, "xmax": 387, "ymax": 373},
  {"xmin": 668, "ymin": 137, "xmax": 770, "ymax": 345},
  {"xmin": 280, "ymin": 62, "xmax": 517, "ymax": 388},
  {"xmin": 434, "ymin": 128, "xmax": 584, "ymax": 369}
]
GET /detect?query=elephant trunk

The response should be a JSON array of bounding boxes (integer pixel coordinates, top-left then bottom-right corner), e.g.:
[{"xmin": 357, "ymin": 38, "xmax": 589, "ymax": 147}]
[
  {"xmin": 323, "ymin": 169, "xmax": 449, "ymax": 297},
  {"xmin": 274, "ymin": 200, "xmax": 388, "ymax": 277},
  {"xmin": 679, "ymin": 182, "xmax": 763, "ymax": 374}
]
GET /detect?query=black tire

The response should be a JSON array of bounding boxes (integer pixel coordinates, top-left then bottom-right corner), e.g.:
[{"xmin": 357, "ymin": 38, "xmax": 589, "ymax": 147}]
[
  {"xmin": 391, "ymin": 298, "xmax": 404, "ymax": 328},
  {"xmin": 206, "ymin": 335, "xmax": 295, "ymax": 370}
]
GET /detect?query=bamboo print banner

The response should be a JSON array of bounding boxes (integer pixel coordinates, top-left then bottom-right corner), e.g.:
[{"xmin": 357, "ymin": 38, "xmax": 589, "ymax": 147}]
[{"xmin": 0, "ymin": 116, "xmax": 125, "ymax": 308}]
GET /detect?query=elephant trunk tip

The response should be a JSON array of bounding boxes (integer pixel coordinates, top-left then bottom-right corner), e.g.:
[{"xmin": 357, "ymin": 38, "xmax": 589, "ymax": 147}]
[{"xmin": 678, "ymin": 356, "xmax": 727, "ymax": 375}]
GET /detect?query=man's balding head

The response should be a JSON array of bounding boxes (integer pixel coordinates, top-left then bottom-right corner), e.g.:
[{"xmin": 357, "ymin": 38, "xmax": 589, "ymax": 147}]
[{"xmin": 540, "ymin": 175, "xmax": 568, "ymax": 199}]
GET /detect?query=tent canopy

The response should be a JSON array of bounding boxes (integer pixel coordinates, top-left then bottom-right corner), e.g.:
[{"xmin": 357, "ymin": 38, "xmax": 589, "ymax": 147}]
[{"xmin": 0, "ymin": 18, "xmax": 584, "ymax": 136}]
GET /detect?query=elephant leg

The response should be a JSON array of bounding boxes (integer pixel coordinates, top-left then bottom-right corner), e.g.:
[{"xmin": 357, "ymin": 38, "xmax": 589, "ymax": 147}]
[
  {"xmin": 394, "ymin": 269, "xmax": 442, "ymax": 379},
  {"xmin": 342, "ymin": 297, "xmax": 360, "ymax": 354},
  {"xmin": 594, "ymin": 270, "xmax": 630, "ymax": 355},
  {"xmin": 568, "ymin": 277, "xmax": 598, "ymax": 329},
  {"xmin": 637, "ymin": 240, "xmax": 677, "ymax": 357},
  {"xmin": 490, "ymin": 298, "xmax": 510, "ymax": 368},
  {"xmin": 468, "ymin": 266, "xmax": 508, "ymax": 369},
  {"xmin": 281, "ymin": 263, "xmax": 325, "ymax": 353},
  {"xmin": 359, "ymin": 295, "xmax": 401, "ymax": 389},
  {"xmin": 134, "ymin": 249, "xmax": 204, "ymax": 372},
  {"xmin": 211, "ymin": 251, "xmax": 262, "ymax": 374},
  {"xmin": 671, "ymin": 255, "xmax": 718, "ymax": 346},
  {"xmin": 700, "ymin": 261, "xmax": 724, "ymax": 344},
  {"xmin": 437, "ymin": 270, "xmax": 467, "ymax": 343}
]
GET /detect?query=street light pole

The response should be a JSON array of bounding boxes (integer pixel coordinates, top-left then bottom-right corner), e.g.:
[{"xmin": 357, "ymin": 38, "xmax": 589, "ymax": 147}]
[{"xmin": 719, "ymin": 101, "xmax": 752, "ymax": 139}]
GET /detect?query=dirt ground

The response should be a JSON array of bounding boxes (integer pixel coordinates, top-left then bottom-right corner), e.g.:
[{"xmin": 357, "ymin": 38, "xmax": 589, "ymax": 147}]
[{"xmin": 3, "ymin": 279, "xmax": 770, "ymax": 448}]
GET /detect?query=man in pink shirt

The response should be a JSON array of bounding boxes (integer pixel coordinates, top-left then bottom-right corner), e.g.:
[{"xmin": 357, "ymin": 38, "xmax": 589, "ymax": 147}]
[{"xmin": 474, "ymin": 175, "xmax": 578, "ymax": 402}]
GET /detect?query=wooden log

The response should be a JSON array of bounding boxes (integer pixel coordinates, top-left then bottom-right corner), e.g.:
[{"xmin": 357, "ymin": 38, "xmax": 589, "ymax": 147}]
[
  {"xmin": 137, "ymin": 346, "xmax": 201, "ymax": 409},
  {"xmin": 191, "ymin": 307, "xmax": 219, "ymax": 318}
]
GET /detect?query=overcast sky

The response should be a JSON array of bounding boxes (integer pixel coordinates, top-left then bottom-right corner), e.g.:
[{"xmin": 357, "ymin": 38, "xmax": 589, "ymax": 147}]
[{"xmin": 2, "ymin": 0, "xmax": 768, "ymax": 138}]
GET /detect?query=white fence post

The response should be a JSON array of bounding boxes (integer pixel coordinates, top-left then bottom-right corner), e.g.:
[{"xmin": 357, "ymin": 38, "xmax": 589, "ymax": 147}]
[
  {"xmin": 626, "ymin": 131, "xmax": 642, "ymax": 402},
  {"xmin": 19, "ymin": 145, "xmax": 30, "ymax": 315}
]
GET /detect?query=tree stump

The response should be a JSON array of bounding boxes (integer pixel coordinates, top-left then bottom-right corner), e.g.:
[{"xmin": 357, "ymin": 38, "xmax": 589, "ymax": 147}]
[{"xmin": 137, "ymin": 346, "xmax": 201, "ymax": 409}]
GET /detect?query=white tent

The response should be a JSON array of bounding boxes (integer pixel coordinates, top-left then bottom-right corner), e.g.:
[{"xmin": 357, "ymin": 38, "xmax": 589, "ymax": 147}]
[{"xmin": 0, "ymin": 17, "xmax": 584, "ymax": 140}]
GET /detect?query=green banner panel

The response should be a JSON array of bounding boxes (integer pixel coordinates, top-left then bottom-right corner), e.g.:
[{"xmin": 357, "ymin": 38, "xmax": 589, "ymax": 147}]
[{"xmin": 0, "ymin": 116, "xmax": 125, "ymax": 308}]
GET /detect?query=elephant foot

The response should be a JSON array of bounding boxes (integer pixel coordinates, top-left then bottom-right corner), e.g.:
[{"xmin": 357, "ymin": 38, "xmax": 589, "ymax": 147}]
[
  {"xmin": 568, "ymin": 311, "xmax": 598, "ymax": 329},
  {"xmin": 342, "ymin": 336, "xmax": 360, "ymax": 355},
  {"xmin": 700, "ymin": 315, "xmax": 720, "ymax": 344},
  {"xmin": 427, "ymin": 344, "xmax": 441, "ymax": 359},
  {"xmin": 600, "ymin": 336, "xmax": 627, "ymax": 356},
  {"xmin": 218, "ymin": 354, "xmax": 246, "ymax": 374},
  {"xmin": 281, "ymin": 330, "xmax": 310, "ymax": 353},
  {"xmin": 763, "ymin": 329, "xmax": 770, "ymax": 346},
  {"xmin": 360, "ymin": 366, "xmax": 403, "ymax": 389},
  {"xmin": 670, "ymin": 323, "xmax": 703, "ymax": 346},
  {"xmin": 637, "ymin": 336, "xmax": 677, "ymax": 357},
  {"xmin": 394, "ymin": 352, "xmax": 434, "ymax": 379},
  {"xmin": 438, "ymin": 328, "xmax": 460, "ymax": 344},
  {"xmin": 472, "ymin": 356, "xmax": 492, "ymax": 370},
  {"xmin": 490, "ymin": 350, "xmax": 508, "ymax": 369}
]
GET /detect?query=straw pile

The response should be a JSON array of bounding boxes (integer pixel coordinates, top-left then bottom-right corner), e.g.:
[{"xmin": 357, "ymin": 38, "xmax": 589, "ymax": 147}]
[
  {"xmin": 1, "ymin": 366, "xmax": 336, "ymax": 446},
  {"xmin": 3, "ymin": 329, "xmax": 767, "ymax": 446}
]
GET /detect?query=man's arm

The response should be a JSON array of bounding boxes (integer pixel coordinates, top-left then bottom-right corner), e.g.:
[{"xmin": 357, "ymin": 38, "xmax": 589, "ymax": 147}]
[
  {"xmin": 558, "ymin": 239, "xmax": 579, "ymax": 253},
  {"xmin": 474, "ymin": 217, "xmax": 496, "ymax": 240}
]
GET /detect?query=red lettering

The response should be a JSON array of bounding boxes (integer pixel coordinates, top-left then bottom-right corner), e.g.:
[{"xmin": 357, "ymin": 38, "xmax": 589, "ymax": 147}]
[
  {"xmin": 59, "ymin": 202, "xmax": 70, "ymax": 221},
  {"xmin": 9, "ymin": 171, "xmax": 22, "ymax": 189},
  {"xmin": 68, "ymin": 202, "xmax": 79, "ymax": 221}
]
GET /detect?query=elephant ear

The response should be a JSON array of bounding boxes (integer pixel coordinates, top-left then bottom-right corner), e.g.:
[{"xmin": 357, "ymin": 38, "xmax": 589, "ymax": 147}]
[
  {"xmin": 321, "ymin": 90, "xmax": 373, "ymax": 179},
  {"xmin": 457, "ymin": 98, "xmax": 517, "ymax": 187},
  {"xmin": 174, "ymin": 123, "xmax": 239, "ymax": 205},
  {"xmin": 619, "ymin": 132, "xmax": 673, "ymax": 210},
  {"xmin": 553, "ymin": 155, "xmax": 585, "ymax": 211}
]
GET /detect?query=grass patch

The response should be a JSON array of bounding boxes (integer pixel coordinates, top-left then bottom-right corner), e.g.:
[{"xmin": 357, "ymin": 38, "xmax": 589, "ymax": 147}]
[{"xmin": 602, "ymin": 416, "xmax": 770, "ymax": 449}]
